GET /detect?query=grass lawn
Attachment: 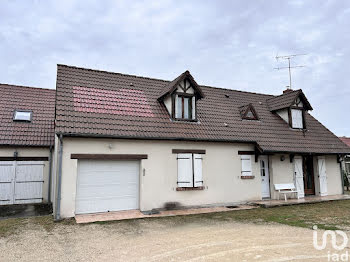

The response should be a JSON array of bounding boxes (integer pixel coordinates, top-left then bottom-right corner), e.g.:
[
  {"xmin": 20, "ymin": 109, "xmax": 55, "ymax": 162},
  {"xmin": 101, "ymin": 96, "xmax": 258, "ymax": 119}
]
[{"xmin": 1, "ymin": 200, "xmax": 350, "ymax": 238}]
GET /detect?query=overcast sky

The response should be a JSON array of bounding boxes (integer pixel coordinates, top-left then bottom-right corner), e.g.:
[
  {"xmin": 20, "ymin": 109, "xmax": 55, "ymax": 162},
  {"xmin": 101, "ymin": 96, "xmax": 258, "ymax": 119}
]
[{"xmin": 1, "ymin": 0, "xmax": 349, "ymax": 136}]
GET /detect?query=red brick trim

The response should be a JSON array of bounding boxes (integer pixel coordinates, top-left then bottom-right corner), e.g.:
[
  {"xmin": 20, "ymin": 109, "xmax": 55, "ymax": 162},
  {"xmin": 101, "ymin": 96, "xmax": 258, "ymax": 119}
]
[
  {"xmin": 176, "ymin": 186, "xmax": 205, "ymax": 191},
  {"xmin": 240, "ymin": 176, "xmax": 255, "ymax": 179}
]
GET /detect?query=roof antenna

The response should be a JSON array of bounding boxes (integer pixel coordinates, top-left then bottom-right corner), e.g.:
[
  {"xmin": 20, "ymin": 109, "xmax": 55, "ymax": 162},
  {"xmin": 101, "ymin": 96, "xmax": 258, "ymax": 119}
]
[{"xmin": 274, "ymin": 53, "xmax": 307, "ymax": 89}]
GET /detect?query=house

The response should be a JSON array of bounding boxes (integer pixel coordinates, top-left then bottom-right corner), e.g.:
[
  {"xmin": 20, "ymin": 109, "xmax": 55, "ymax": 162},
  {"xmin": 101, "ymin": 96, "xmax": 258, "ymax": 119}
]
[
  {"xmin": 52, "ymin": 65, "xmax": 350, "ymax": 219},
  {"xmin": 0, "ymin": 84, "xmax": 55, "ymax": 205}
]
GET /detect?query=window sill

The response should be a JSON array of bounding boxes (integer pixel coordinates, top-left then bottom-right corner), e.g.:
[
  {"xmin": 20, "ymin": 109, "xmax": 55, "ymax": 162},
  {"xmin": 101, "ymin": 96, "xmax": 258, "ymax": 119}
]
[
  {"xmin": 241, "ymin": 176, "xmax": 255, "ymax": 179},
  {"xmin": 173, "ymin": 118, "xmax": 198, "ymax": 122},
  {"xmin": 176, "ymin": 186, "xmax": 205, "ymax": 191}
]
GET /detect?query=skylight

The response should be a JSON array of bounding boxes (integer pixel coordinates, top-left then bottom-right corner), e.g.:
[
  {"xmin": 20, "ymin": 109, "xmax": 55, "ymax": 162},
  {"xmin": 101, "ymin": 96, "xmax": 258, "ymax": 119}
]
[{"xmin": 13, "ymin": 110, "xmax": 32, "ymax": 122}]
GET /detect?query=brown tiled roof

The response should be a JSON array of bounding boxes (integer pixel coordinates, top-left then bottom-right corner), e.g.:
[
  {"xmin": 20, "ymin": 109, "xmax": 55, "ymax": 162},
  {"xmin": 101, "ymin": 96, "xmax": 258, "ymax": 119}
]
[
  {"xmin": 55, "ymin": 65, "xmax": 350, "ymax": 154},
  {"xmin": 340, "ymin": 137, "xmax": 350, "ymax": 148},
  {"xmin": 267, "ymin": 89, "xmax": 313, "ymax": 111},
  {"xmin": 0, "ymin": 84, "xmax": 55, "ymax": 147}
]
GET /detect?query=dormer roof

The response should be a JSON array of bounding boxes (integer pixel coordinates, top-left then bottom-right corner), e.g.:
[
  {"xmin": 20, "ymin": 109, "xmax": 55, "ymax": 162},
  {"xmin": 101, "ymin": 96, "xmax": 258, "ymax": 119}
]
[
  {"xmin": 267, "ymin": 89, "xmax": 313, "ymax": 112},
  {"xmin": 158, "ymin": 70, "xmax": 205, "ymax": 101}
]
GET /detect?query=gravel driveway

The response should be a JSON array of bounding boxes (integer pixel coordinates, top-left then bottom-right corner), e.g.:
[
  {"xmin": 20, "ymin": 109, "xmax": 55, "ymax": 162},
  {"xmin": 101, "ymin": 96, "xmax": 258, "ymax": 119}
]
[{"xmin": 0, "ymin": 215, "xmax": 344, "ymax": 262}]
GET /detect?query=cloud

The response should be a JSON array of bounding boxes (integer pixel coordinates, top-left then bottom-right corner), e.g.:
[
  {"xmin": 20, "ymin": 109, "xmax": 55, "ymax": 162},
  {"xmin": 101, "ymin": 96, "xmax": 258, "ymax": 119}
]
[{"xmin": 0, "ymin": 0, "xmax": 349, "ymax": 136}]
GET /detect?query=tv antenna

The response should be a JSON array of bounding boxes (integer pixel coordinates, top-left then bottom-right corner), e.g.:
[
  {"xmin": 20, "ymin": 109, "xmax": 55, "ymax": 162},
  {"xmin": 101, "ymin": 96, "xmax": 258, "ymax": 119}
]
[{"xmin": 274, "ymin": 53, "xmax": 307, "ymax": 89}]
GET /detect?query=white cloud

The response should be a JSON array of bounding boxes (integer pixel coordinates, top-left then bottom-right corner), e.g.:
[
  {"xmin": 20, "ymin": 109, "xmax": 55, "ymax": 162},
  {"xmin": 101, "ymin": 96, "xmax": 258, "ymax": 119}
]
[{"xmin": 0, "ymin": 0, "xmax": 349, "ymax": 136}]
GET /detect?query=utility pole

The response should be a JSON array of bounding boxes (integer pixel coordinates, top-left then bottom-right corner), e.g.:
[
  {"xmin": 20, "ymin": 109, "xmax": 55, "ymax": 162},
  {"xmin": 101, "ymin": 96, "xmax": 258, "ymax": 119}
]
[{"xmin": 274, "ymin": 54, "xmax": 307, "ymax": 89}]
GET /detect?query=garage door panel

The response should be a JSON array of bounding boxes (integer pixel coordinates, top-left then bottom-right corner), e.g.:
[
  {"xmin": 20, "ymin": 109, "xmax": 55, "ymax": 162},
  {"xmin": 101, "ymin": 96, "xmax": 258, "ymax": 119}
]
[
  {"xmin": 76, "ymin": 160, "xmax": 140, "ymax": 214},
  {"xmin": 15, "ymin": 182, "xmax": 43, "ymax": 200},
  {"xmin": 16, "ymin": 162, "xmax": 44, "ymax": 181},
  {"xmin": 77, "ymin": 183, "xmax": 138, "ymax": 198},
  {"xmin": 0, "ymin": 183, "xmax": 13, "ymax": 204},
  {"xmin": 78, "ymin": 172, "xmax": 137, "ymax": 185},
  {"xmin": 0, "ymin": 162, "xmax": 14, "ymax": 182}
]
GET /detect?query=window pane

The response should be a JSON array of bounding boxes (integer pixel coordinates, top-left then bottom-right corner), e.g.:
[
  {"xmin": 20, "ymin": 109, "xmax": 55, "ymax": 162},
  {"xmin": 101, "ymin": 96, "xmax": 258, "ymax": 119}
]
[
  {"xmin": 291, "ymin": 109, "xmax": 303, "ymax": 128},
  {"xmin": 246, "ymin": 110, "xmax": 254, "ymax": 118},
  {"xmin": 184, "ymin": 97, "xmax": 189, "ymax": 119},
  {"xmin": 176, "ymin": 96, "xmax": 182, "ymax": 118},
  {"xmin": 14, "ymin": 111, "xmax": 31, "ymax": 121},
  {"xmin": 188, "ymin": 97, "xmax": 192, "ymax": 119}
]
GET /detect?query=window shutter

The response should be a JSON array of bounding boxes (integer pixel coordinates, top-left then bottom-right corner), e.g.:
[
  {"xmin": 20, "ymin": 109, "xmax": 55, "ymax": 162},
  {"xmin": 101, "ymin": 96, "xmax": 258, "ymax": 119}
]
[
  {"xmin": 193, "ymin": 154, "xmax": 203, "ymax": 187},
  {"xmin": 318, "ymin": 157, "xmax": 327, "ymax": 196},
  {"xmin": 291, "ymin": 109, "xmax": 303, "ymax": 128},
  {"xmin": 177, "ymin": 154, "xmax": 193, "ymax": 187},
  {"xmin": 241, "ymin": 155, "xmax": 252, "ymax": 176},
  {"xmin": 294, "ymin": 156, "xmax": 304, "ymax": 198},
  {"xmin": 192, "ymin": 96, "xmax": 196, "ymax": 120}
]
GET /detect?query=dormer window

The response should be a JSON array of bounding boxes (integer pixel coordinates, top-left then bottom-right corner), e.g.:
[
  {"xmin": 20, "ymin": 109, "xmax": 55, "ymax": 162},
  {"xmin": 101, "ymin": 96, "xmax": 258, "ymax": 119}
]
[
  {"xmin": 13, "ymin": 110, "xmax": 32, "ymax": 122},
  {"xmin": 240, "ymin": 103, "xmax": 259, "ymax": 120},
  {"xmin": 267, "ymin": 89, "xmax": 312, "ymax": 130},
  {"xmin": 158, "ymin": 70, "xmax": 205, "ymax": 122}
]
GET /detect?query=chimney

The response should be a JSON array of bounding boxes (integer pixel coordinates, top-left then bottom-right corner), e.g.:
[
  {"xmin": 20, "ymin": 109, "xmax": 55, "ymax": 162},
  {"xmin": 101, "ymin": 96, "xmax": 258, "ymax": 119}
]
[{"xmin": 283, "ymin": 86, "xmax": 293, "ymax": 94}]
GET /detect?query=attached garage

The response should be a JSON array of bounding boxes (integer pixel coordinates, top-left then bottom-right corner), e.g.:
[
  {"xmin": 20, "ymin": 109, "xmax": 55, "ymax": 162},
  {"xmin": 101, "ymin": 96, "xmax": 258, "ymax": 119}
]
[
  {"xmin": 75, "ymin": 160, "xmax": 140, "ymax": 214},
  {"xmin": 0, "ymin": 84, "xmax": 56, "ymax": 206}
]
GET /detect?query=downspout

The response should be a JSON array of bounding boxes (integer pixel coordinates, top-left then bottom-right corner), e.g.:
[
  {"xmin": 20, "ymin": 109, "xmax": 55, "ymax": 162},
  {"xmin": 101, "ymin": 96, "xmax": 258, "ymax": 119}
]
[
  {"xmin": 48, "ymin": 145, "xmax": 53, "ymax": 203},
  {"xmin": 55, "ymin": 134, "xmax": 63, "ymax": 221}
]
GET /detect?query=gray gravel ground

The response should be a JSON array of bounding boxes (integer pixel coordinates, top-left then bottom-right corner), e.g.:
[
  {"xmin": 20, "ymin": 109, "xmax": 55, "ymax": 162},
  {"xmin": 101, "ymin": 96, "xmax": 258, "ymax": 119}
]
[{"xmin": 0, "ymin": 216, "xmax": 346, "ymax": 262}]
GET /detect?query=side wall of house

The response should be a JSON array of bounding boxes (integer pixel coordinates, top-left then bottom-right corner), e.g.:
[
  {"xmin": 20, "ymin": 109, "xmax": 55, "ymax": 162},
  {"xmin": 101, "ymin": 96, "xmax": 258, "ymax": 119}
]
[
  {"xmin": 57, "ymin": 138, "xmax": 261, "ymax": 218},
  {"xmin": 0, "ymin": 147, "xmax": 51, "ymax": 203}
]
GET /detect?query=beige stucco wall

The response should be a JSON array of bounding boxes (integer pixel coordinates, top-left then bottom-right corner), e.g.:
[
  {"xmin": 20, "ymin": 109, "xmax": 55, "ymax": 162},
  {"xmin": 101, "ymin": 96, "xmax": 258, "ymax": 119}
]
[
  {"xmin": 324, "ymin": 155, "xmax": 343, "ymax": 195},
  {"xmin": 0, "ymin": 147, "xmax": 52, "ymax": 203},
  {"xmin": 269, "ymin": 154, "xmax": 295, "ymax": 199},
  {"xmin": 56, "ymin": 137, "xmax": 262, "ymax": 218},
  {"xmin": 53, "ymin": 137, "xmax": 344, "ymax": 218}
]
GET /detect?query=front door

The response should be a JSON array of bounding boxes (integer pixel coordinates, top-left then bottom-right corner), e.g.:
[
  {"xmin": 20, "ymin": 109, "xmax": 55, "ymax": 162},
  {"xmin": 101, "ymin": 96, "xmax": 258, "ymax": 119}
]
[
  {"xmin": 259, "ymin": 156, "xmax": 270, "ymax": 198},
  {"xmin": 303, "ymin": 156, "xmax": 315, "ymax": 195}
]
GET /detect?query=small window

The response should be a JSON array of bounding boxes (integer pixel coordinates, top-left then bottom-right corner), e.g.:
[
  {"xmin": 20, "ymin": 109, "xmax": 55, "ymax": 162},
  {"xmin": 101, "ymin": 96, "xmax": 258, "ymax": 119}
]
[
  {"xmin": 13, "ymin": 110, "xmax": 32, "ymax": 122},
  {"xmin": 241, "ymin": 104, "xmax": 258, "ymax": 120},
  {"xmin": 291, "ymin": 109, "xmax": 303, "ymax": 129},
  {"xmin": 241, "ymin": 155, "xmax": 252, "ymax": 176},
  {"xmin": 260, "ymin": 160, "xmax": 266, "ymax": 177},
  {"xmin": 175, "ymin": 95, "xmax": 195, "ymax": 120},
  {"xmin": 177, "ymin": 153, "xmax": 203, "ymax": 188}
]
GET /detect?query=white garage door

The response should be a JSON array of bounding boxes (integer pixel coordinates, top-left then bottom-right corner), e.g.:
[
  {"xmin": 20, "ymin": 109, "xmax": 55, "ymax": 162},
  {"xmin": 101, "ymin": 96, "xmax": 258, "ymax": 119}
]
[
  {"xmin": 75, "ymin": 160, "xmax": 140, "ymax": 214},
  {"xmin": 0, "ymin": 161, "xmax": 44, "ymax": 205}
]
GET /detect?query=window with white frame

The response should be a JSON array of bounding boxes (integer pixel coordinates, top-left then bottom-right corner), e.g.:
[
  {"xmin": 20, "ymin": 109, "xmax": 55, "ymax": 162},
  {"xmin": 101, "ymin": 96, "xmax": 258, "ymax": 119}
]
[
  {"xmin": 241, "ymin": 155, "xmax": 252, "ymax": 176},
  {"xmin": 175, "ymin": 95, "xmax": 196, "ymax": 120},
  {"xmin": 13, "ymin": 110, "xmax": 32, "ymax": 122},
  {"xmin": 291, "ymin": 109, "xmax": 303, "ymax": 129},
  {"xmin": 177, "ymin": 153, "xmax": 203, "ymax": 187}
]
